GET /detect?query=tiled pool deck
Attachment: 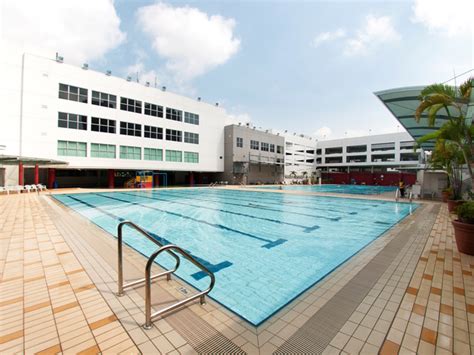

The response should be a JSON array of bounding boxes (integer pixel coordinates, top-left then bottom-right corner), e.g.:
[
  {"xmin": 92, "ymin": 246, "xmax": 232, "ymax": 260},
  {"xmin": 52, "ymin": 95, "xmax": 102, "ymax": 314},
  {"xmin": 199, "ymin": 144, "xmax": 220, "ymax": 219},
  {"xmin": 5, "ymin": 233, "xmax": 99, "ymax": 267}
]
[{"xmin": 0, "ymin": 187, "xmax": 472, "ymax": 354}]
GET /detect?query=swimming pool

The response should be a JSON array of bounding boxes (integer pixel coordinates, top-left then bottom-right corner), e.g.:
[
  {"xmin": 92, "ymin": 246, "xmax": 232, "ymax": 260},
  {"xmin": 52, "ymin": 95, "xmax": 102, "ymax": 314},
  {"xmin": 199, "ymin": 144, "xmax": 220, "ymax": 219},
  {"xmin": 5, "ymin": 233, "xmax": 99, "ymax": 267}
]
[
  {"xmin": 53, "ymin": 188, "xmax": 415, "ymax": 325},
  {"xmin": 256, "ymin": 184, "xmax": 397, "ymax": 195}
]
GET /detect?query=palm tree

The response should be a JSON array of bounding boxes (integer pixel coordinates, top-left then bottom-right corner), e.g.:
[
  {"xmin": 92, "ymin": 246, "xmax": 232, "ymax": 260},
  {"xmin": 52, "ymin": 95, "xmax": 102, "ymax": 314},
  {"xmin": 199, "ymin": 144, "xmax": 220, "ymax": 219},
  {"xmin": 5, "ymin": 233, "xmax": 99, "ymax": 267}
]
[{"xmin": 415, "ymin": 77, "xmax": 473, "ymax": 189}]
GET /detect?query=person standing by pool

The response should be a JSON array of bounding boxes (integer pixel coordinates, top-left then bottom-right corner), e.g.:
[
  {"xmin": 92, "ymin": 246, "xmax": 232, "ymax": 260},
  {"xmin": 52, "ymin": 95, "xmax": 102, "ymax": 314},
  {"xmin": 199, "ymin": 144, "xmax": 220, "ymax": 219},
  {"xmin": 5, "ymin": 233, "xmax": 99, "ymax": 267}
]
[{"xmin": 399, "ymin": 180, "xmax": 406, "ymax": 198}]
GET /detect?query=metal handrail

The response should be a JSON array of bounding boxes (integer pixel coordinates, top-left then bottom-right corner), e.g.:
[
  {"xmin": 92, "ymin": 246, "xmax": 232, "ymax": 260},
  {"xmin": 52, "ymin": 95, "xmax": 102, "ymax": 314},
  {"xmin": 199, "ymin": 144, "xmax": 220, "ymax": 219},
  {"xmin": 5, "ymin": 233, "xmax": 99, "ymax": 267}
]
[
  {"xmin": 144, "ymin": 244, "xmax": 215, "ymax": 329},
  {"xmin": 395, "ymin": 188, "xmax": 400, "ymax": 202},
  {"xmin": 117, "ymin": 221, "xmax": 180, "ymax": 296}
]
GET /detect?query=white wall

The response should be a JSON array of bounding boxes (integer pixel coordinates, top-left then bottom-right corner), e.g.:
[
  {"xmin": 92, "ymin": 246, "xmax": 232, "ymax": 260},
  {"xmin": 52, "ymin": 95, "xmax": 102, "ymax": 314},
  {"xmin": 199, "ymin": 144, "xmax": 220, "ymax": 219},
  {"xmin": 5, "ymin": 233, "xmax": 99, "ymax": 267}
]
[
  {"xmin": 316, "ymin": 132, "xmax": 421, "ymax": 168},
  {"xmin": 1, "ymin": 50, "xmax": 226, "ymax": 172}
]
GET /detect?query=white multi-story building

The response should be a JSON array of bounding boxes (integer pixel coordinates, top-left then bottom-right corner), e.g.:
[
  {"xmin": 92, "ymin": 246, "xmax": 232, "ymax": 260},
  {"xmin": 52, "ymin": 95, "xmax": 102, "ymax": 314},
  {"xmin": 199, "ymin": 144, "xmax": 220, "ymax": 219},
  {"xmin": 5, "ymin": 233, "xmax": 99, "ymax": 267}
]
[
  {"xmin": 316, "ymin": 132, "xmax": 422, "ymax": 171},
  {"xmin": 0, "ymin": 50, "xmax": 229, "ymax": 187},
  {"xmin": 280, "ymin": 132, "xmax": 317, "ymax": 178}
]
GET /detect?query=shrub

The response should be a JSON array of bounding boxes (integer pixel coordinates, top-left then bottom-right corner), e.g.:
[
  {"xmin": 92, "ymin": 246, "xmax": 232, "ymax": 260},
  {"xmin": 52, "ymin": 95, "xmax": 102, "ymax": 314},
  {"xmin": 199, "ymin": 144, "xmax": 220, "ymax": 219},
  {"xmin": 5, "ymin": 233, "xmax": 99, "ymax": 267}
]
[{"xmin": 457, "ymin": 201, "xmax": 474, "ymax": 224}]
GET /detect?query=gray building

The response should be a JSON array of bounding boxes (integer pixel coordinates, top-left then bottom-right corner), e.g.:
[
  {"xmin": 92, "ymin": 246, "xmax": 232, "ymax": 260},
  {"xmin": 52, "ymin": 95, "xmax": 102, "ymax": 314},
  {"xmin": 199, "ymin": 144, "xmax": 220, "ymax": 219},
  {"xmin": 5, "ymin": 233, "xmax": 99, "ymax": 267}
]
[{"xmin": 223, "ymin": 124, "xmax": 285, "ymax": 184}]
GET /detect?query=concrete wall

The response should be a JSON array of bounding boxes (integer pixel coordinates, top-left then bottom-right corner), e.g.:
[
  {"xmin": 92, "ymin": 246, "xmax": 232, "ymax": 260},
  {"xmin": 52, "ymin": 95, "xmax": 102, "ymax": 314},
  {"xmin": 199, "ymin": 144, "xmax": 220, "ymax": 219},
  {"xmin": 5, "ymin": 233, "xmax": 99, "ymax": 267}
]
[{"xmin": 0, "ymin": 49, "xmax": 227, "ymax": 176}]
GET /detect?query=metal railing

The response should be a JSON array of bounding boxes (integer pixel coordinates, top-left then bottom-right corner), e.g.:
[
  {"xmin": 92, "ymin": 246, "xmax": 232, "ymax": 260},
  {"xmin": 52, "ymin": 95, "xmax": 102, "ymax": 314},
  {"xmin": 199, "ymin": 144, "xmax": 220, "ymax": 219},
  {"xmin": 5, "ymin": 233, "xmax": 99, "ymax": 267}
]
[
  {"xmin": 116, "ymin": 221, "xmax": 215, "ymax": 329},
  {"xmin": 144, "ymin": 244, "xmax": 215, "ymax": 329},
  {"xmin": 395, "ymin": 188, "xmax": 414, "ymax": 203}
]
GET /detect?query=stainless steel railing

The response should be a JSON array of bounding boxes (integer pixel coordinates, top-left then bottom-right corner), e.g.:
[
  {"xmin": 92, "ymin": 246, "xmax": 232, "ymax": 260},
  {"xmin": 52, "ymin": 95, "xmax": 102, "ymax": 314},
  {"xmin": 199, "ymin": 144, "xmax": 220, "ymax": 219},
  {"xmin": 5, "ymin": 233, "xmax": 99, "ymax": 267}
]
[
  {"xmin": 116, "ymin": 221, "xmax": 215, "ymax": 330},
  {"xmin": 144, "ymin": 244, "xmax": 215, "ymax": 329}
]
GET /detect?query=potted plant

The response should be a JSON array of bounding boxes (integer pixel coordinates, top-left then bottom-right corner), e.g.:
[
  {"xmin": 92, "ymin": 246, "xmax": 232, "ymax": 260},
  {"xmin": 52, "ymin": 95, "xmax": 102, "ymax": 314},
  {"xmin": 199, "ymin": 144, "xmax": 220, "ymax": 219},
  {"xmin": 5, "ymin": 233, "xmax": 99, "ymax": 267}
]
[
  {"xmin": 442, "ymin": 187, "xmax": 452, "ymax": 203},
  {"xmin": 453, "ymin": 201, "xmax": 474, "ymax": 255}
]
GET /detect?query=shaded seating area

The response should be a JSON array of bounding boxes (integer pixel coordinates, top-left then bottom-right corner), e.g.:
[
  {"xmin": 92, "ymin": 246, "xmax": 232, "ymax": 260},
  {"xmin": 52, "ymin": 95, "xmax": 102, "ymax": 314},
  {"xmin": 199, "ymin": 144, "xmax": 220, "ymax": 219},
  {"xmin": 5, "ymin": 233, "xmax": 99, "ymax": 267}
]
[{"xmin": 0, "ymin": 154, "xmax": 67, "ymax": 189}]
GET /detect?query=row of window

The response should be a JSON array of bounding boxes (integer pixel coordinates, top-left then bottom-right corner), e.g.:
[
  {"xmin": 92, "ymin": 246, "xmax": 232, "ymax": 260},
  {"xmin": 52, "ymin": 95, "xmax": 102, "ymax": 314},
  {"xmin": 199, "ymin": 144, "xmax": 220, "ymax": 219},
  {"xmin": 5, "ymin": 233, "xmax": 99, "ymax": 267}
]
[
  {"xmin": 318, "ymin": 152, "xmax": 419, "ymax": 164},
  {"xmin": 236, "ymin": 137, "xmax": 283, "ymax": 153},
  {"xmin": 59, "ymin": 83, "xmax": 200, "ymax": 125},
  {"xmin": 318, "ymin": 142, "xmax": 415, "ymax": 155},
  {"xmin": 57, "ymin": 140, "xmax": 199, "ymax": 163},
  {"xmin": 58, "ymin": 112, "xmax": 198, "ymax": 144}
]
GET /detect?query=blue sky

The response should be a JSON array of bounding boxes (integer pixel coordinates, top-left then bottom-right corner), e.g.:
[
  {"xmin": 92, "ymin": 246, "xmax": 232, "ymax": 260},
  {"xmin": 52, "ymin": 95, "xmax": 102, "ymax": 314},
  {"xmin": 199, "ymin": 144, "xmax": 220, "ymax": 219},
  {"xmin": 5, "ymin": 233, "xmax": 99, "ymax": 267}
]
[{"xmin": 2, "ymin": 0, "xmax": 472, "ymax": 139}]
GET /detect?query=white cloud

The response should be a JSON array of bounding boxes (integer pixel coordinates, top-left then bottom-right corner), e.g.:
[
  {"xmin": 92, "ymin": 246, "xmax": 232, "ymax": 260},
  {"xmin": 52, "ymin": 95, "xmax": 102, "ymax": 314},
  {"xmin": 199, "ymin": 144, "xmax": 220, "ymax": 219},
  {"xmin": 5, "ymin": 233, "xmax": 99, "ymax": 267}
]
[
  {"xmin": 1, "ymin": 0, "xmax": 125, "ymax": 65},
  {"xmin": 412, "ymin": 0, "xmax": 473, "ymax": 36},
  {"xmin": 136, "ymin": 2, "xmax": 240, "ymax": 83},
  {"xmin": 344, "ymin": 15, "xmax": 400, "ymax": 56},
  {"xmin": 313, "ymin": 126, "xmax": 332, "ymax": 139},
  {"xmin": 312, "ymin": 29, "xmax": 346, "ymax": 47}
]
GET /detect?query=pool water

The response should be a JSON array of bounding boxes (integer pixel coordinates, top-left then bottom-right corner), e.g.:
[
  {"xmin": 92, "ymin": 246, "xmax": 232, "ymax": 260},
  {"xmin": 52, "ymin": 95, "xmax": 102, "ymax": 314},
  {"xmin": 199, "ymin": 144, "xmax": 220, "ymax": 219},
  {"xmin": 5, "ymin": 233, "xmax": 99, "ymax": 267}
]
[
  {"xmin": 53, "ymin": 188, "xmax": 415, "ymax": 325},
  {"xmin": 256, "ymin": 184, "xmax": 398, "ymax": 195}
]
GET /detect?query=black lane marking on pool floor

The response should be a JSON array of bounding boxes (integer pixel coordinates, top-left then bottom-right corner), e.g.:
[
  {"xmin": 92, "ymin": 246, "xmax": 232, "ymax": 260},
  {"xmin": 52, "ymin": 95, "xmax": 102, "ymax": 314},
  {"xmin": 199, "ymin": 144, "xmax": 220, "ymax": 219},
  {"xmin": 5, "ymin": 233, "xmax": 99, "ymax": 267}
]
[
  {"xmin": 63, "ymin": 195, "xmax": 232, "ymax": 278},
  {"xmin": 95, "ymin": 193, "xmax": 287, "ymax": 249},
  {"xmin": 119, "ymin": 191, "xmax": 321, "ymax": 233},
  {"xmin": 138, "ymin": 189, "xmax": 342, "ymax": 222}
]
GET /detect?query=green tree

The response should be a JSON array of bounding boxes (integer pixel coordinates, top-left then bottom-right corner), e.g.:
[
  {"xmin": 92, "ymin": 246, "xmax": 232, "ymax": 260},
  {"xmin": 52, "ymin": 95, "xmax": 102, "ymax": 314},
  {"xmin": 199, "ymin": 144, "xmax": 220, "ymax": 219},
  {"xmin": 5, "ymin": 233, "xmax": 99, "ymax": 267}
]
[
  {"xmin": 415, "ymin": 78, "xmax": 473, "ymax": 190},
  {"xmin": 426, "ymin": 139, "xmax": 465, "ymax": 199}
]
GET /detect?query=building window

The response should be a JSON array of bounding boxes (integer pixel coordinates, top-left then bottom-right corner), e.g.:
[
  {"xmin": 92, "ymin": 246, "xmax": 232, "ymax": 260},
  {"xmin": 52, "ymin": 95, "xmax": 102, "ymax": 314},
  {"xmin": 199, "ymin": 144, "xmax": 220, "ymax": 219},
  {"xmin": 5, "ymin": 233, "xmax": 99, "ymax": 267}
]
[
  {"xmin": 144, "ymin": 148, "xmax": 163, "ymax": 161},
  {"xmin": 184, "ymin": 151, "xmax": 199, "ymax": 163},
  {"xmin": 236, "ymin": 137, "xmax": 243, "ymax": 148},
  {"xmin": 184, "ymin": 132, "xmax": 199, "ymax": 144},
  {"xmin": 346, "ymin": 155, "xmax": 367, "ymax": 163},
  {"xmin": 57, "ymin": 140, "xmax": 87, "ymax": 157},
  {"xmin": 400, "ymin": 141, "xmax": 416, "ymax": 150},
  {"xmin": 120, "ymin": 97, "xmax": 142, "ymax": 113},
  {"xmin": 250, "ymin": 140, "xmax": 259, "ymax": 150},
  {"xmin": 346, "ymin": 145, "xmax": 367, "ymax": 153},
  {"xmin": 371, "ymin": 154, "xmax": 395, "ymax": 162},
  {"xmin": 166, "ymin": 108, "xmax": 182, "ymax": 121},
  {"xmin": 316, "ymin": 149, "xmax": 322, "ymax": 155},
  {"xmin": 144, "ymin": 103, "xmax": 163, "ymax": 118},
  {"xmin": 120, "ymin": 122, "xmax": 141, "ymax": 137},
  {"xmin": 184, "ymin": 112, "xmax": 199, "ymax": 125},
  {"xmin": 120, "ymin": 146, "xmax": 141, "ymax": 160},
  {"xmin": 91, "ymin": 91, "xmax": 116, "ymax": 108},
  {"xmin": 371, "ymin": 142, "xmax": 395, "ymax": 152},
  {"xmin": 400, "ymin": 153, "xmax": 419, "ymax": 161},
  {"xmin": 58, "ymin": 84, "xmax": 88, "ymax": 103},
  {"xmin": 261, "ymin": 143, "xmax": 269, "ymax": 152},
  {"xmin": 58, "ymin": 112, "xmax": 87, "ymax": 130},
  {"xmin": 325, "ymin": 156, "xmax": 343, "ymax": 164},
  {"xmin": 91, "ymin": 143, "xmax": 116, "ymax": 158},
  {"xmin": 277, "ymin": 145, "xmax": 284, "ymax": 154},
  {"xmin": 269, "ymin": 144, "xmax": 275, "ymax": 152},
  {"xmin": 144, "ymin": 125, "xmax": 163, "ymax": 140},
  {"xmin": 166, "ymin": 150, "xmax": 182, "ymax": 162},
  {"xmin": 325, "ymin": 147, "xmax": 343, "ymax": 155},
  {"xmin": 166, "ymin": 129, "xmax": 182, "ymax": 142},
  {"xmin": 91, "ymin": 117, "xmax": 116, "ymax": 134}
]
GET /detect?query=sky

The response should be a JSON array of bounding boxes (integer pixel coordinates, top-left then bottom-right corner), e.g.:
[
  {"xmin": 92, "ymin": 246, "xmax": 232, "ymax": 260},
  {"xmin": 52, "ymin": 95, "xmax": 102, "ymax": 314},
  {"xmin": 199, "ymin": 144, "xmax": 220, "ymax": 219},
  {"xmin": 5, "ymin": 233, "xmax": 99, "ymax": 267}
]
[{"xmin": 1, "ymin": 0, "xmax": 473, "ymax": 140}]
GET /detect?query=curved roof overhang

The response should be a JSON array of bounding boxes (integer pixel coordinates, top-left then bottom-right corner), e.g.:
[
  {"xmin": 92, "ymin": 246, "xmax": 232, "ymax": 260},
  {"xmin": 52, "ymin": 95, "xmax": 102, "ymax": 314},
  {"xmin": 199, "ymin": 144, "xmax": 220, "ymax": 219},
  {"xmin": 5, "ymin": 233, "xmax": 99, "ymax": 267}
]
[{"xmin": 374, "ymin": 86, "xmax": 464, "ymax": 150}]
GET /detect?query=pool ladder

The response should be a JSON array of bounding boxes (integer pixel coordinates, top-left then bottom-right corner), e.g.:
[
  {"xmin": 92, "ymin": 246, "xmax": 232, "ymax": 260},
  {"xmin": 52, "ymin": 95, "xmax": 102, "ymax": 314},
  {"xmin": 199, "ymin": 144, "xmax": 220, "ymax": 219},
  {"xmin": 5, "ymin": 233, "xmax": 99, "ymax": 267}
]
[
  {"xmin": 116, "ymin": 221, "xmax": 216, "ymax": 329},
  {"xmin": 395, "ymin": 188, "xmax": 413, "ymax": 203}
]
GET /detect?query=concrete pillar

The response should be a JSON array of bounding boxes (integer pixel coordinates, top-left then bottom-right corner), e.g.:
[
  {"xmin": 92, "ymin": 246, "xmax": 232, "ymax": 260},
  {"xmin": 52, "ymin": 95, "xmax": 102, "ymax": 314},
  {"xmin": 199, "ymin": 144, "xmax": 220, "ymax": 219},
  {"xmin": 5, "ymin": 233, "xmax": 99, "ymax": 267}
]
[
  {"xmin": 189, "ymin": 172, "xmax": 194, "ymax": 187},
  {"xmin": 34, "ymin": 164, "xmax": 39, "ymax": 185},
  {"xmin": 48, "ymin": 168, "xmax": 56, "ymax": 189},
  {"xmin": 108, "ymin": 169, "xmax": 115, "ymax": 189},
  {"xmin": 18, "ymin": 163, "xmax": 24, "ymax": 186}
]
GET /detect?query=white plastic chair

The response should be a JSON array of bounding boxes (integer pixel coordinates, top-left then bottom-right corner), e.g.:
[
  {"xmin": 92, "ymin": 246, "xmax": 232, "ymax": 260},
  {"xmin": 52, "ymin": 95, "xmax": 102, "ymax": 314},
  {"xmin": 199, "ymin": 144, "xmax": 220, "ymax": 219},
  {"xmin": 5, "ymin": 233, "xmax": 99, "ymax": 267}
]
[{"xmin": 36, "ymin": 184, "xmax": 47, "ymax": 191}]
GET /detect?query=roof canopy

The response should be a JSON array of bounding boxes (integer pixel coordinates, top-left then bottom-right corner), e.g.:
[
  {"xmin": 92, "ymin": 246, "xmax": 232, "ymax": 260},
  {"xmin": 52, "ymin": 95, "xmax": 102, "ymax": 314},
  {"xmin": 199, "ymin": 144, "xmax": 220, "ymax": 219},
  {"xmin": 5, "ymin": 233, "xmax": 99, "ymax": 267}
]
[
  {"xmin": 0, "ymin": 155, "xmax": 68, "ymax": 166},
  {"xmin": 374, "ymin": 86, "xmax": 463, "ymax": 150}
]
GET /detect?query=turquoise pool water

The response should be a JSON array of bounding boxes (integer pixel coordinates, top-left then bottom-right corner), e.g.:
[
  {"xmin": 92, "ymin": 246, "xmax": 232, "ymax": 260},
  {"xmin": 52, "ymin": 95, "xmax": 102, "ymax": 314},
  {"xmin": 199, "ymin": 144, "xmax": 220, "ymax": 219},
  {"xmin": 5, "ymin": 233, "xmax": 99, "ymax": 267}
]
[
  {"xmin": 53, "ymin": 188, "xmax": 415, "ymax": 325},
  {"xmin": 257, "ymin": 184, "xmax": 397, "ymax": 195}
]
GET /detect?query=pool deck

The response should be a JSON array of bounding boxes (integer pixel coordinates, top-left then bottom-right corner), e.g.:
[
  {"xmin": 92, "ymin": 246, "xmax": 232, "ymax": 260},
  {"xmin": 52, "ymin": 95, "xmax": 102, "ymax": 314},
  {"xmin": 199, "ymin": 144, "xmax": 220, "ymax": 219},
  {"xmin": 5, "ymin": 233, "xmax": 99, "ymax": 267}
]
[{"xmin": 0, "ymin": 187, "xmax": 473, "ymax": 354}]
